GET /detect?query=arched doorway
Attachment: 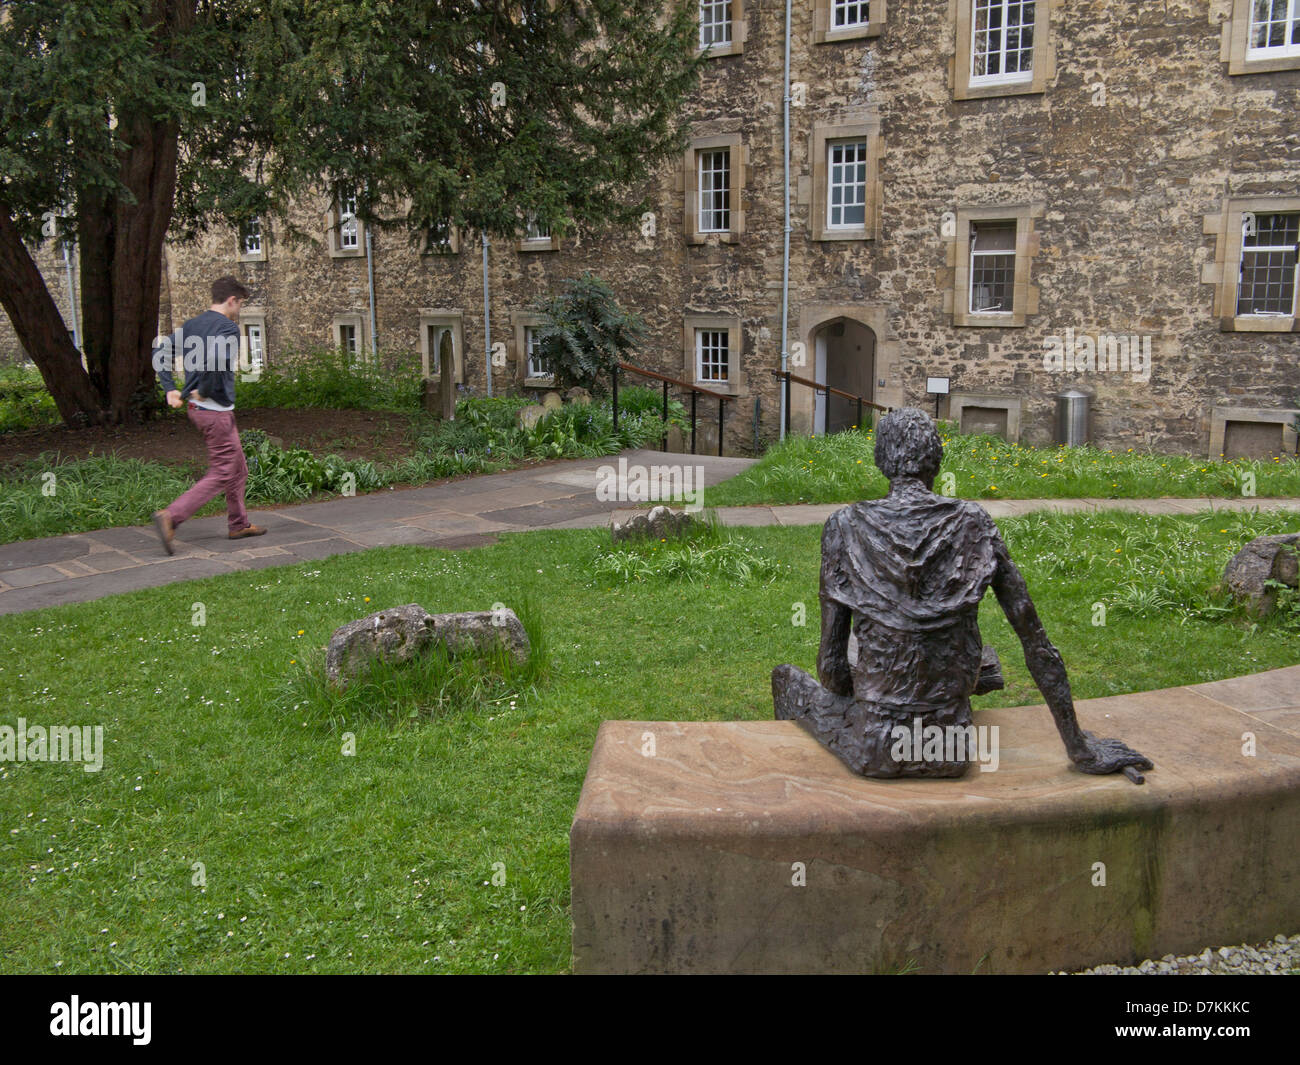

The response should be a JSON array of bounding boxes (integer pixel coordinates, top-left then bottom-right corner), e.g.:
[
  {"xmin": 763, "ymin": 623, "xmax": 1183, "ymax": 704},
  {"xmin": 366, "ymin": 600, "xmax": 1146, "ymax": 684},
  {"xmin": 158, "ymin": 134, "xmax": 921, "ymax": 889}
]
[{"xmin": 812, "ymin": 318, "xmax": 875, "ymax": 434}]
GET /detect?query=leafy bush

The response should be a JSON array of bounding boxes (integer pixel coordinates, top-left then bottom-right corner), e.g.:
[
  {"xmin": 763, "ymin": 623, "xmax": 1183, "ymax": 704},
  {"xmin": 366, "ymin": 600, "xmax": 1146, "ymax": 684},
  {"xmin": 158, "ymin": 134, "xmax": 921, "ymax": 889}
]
[
  {"xmin": 0, "ymin": 364, "xmax": 59, "ymax": 432},
  {"xmin": 411, "ymin": 393, "xmax": 677, "ymax": 467},
  {"xmin": 241, "ymin": 428, "xmax": 386, "ymax": 499},
  {"xmin": 237, "ymin": 347, "xmax": 424, "ymax": 411},
  {"xmin": 531, "ymin": 273, "xmax": 648, "ymax": 392}
]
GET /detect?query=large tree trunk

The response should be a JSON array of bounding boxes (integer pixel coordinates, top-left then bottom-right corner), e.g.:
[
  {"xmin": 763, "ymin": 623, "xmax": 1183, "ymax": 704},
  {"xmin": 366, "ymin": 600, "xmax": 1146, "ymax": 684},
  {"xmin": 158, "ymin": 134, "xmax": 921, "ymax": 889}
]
[
  {"xmin": 0, "ymin": 204, "xmax": 103, "ymax": 426},
  {"xmin": 106, "ymin": 109, "xmax": 180, "ymax": 424},
  {"xmin": 0, "ymin": 0, "xmax": 188, "ymax": 428}
]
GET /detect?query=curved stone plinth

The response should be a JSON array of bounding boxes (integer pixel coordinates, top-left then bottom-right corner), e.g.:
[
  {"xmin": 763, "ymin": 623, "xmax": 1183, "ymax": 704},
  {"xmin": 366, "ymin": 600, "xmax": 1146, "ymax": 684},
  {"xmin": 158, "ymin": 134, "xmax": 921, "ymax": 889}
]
[{"xmin": 570, "ymin": 666, "xmax": 1300, "ymax": 974}]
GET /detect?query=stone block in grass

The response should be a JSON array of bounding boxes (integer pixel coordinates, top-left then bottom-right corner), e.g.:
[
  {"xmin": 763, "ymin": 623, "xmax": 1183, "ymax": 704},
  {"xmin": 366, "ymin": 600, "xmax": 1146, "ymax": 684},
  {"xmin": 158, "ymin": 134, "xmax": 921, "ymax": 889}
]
[{"xmin": 326, "ymin": 603, "xmax": 529, "ymax": 687}]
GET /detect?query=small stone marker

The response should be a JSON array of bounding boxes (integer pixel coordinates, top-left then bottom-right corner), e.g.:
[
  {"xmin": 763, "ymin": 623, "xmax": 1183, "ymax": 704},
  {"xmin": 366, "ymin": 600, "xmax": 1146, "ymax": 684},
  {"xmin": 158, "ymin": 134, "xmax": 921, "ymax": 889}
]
[
  {"xmin": 325, "ymin": 604, "xmax": 529, "ymax": 688},
  {"xmin": 564, "ymin": 386, "xmax": 592, "ymax": 405},
  {"xmin": 541, "ymin": 391, "xmax": 563, "ymax": 411},
  {"xmin": 516, "ymin": 404, "xmax": 546, "ymax": 429},
  {"xmin": 610, "ymin": 505, "xmax": 701, "ymax": 544},
  {"xmin": 1223, "ymin": 533, "xmax": 1300, "ymax": 617}
]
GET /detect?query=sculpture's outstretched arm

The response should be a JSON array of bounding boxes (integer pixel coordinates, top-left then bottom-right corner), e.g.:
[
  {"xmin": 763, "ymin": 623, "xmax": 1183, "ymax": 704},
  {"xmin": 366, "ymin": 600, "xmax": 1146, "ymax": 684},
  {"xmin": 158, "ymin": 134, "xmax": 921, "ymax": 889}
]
[
  {"xmin": 818, "ymin": 570, "xmax": 854, "ymax": 697},
  {"xmin": 991, "ymin": 538, "xmax": 1153, "ymax": 782}
]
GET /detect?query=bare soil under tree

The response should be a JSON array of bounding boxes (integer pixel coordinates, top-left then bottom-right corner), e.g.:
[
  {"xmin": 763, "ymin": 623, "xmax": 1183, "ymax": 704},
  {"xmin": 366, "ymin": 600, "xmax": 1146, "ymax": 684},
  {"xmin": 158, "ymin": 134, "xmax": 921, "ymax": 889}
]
[{"xmin": 0, "ymin": 408, "xmax": 418, "ymax": 470}]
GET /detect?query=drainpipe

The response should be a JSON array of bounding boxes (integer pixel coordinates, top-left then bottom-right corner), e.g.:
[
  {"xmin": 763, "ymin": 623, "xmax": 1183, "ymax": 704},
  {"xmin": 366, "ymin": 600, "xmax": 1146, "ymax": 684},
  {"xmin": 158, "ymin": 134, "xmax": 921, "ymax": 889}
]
[
  {"xmin": 482, "ymin": 231, "xmax": 493, "ymax": 397},
  {"xmin": 61, "ymin": 241, "xmax": 80, "ymax": 351},
  {"xmin": 778, "ymin": 0, "xmax": 792, "ymax": 441},
  {"xmin": 364, "ymin": 225, "xmax": 378, "ymax": 358}
]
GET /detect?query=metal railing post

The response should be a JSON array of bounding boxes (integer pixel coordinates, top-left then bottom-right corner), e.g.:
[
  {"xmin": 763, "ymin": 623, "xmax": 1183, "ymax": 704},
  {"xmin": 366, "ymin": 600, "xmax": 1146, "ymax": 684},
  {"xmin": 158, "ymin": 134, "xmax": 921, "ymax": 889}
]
[
  {"xmin": 662, "ymin": 380, "xmax": 669, "ymax": 451},
  {"xmin": 611, "ymin": 365, "xmax": 619, "ymax": 434},
  {"xmin": 690, "ymin": 390, "xmax": 698, "ymax": 454}
]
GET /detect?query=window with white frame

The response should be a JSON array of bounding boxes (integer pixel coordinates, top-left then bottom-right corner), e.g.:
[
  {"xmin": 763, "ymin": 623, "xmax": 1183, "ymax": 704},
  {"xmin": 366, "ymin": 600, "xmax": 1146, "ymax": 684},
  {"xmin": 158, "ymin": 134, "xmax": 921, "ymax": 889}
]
[
  {"xmin": 340, "ymin": 323, "xmax": 358, "ymax": 354},
  {"xmin": 338, "ymin": 189, "xmax": 359, "ymax": 251},
  {"xmin": 969, "ymin": 221, "xmax": 1017, "ymax": 314},
  {"xmin": 696, "ymin": 329, "xmax": 730, "ymax": 383},
  {"xmin": 699, "ymin": 0, "xmax": 732, "ymax": 47},
  {"xmin": 1249, "ymin": 0, "xmax": 1300, "ymax": 58},
  {"xmin": 524, "ymin": 217, "xmax": 550, "ymax": 242},
  {"xmin": 240, "ymin": 218, "xmax": 262, "ymax": 256},
  {"xmin": 698, "ymin": 149, "xmax": 731, "ymax": 233},
  {"xmin": 827, "ymin": 141, "xmax": 868, "ymax": 229},
  {"xmin": 832, "ymin": 0, "xmax": 870, "ymax": 30},
  {"xmin": 1237, "ymin": 212, "xmax": 1299, "ymax": 316},
  {"xmin": 972, "ymin": 0, "xmax": 1035, "ymax": 84},
  {"xmin": 525, "ymin": 327, "xmax": 555, "ymax": 379},
  {"xmin": 243, "ymin": 322, "xmax": 264, "ymax": 369}
]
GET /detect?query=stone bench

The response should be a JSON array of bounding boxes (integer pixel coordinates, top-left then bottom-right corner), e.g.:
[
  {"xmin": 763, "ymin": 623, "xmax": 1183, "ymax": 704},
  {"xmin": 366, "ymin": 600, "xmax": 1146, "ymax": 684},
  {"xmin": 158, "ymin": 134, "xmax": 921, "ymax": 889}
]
[{"xmin": 569, "ymin": 666, "xmax": 1300, "ymax": 974}]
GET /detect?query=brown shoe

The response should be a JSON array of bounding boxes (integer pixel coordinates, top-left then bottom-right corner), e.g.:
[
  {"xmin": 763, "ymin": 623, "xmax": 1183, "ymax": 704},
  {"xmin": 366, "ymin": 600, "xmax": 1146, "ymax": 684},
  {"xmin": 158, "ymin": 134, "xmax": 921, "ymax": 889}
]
[
  {"xmin": 153, "ymin": 510, "xmax": 175, "ymax": 555},
  {"xmin": 228, "ymin": 524, "xmax": 267, "ymax": 540}
]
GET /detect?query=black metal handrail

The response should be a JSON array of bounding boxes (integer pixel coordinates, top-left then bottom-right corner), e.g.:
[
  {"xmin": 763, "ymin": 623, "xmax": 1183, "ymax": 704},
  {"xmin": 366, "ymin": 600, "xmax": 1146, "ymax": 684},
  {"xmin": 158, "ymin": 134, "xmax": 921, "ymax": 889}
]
[
  {"xmin": 613, "ymin": 361, "xmax": 733, "ymax": 456},
  {"xmin": 770, "ymin": 369, "xmax": 889, "ymax": 436}
]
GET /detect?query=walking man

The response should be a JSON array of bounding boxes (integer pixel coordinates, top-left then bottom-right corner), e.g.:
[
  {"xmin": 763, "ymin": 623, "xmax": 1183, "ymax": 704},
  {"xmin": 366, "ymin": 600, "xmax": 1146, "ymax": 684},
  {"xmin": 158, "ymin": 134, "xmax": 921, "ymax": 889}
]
[{"xmin": 152, "ymin": 276, "xmax": 266, "ymax": 554}]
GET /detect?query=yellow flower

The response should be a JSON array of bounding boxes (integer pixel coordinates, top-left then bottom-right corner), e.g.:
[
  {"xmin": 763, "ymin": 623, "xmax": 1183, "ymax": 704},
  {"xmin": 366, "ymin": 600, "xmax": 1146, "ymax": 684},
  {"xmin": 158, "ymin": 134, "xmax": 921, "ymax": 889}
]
[
  {"xmin": 290, "ymin": 659, "xmax": 296, "ymax": 665},
  {"xmin": 297, "ymin": 629, "xmax": 304, "ymax": 636},
  {"xmin": 1114, "ymin": 548, "xmax": 1121, "ymax": 553},
  {"xmin": 364, "ymin": 596, "xmax": 370, "ymax": 603}
]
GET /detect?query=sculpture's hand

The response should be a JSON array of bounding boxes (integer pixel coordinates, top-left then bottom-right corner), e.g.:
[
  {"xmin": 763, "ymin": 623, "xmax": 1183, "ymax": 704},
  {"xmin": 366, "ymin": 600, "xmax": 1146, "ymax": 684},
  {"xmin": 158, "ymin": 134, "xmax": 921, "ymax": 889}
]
[{"xmin": 1070, "ymin": 730, "xmax": 1153, "ymax": 784}]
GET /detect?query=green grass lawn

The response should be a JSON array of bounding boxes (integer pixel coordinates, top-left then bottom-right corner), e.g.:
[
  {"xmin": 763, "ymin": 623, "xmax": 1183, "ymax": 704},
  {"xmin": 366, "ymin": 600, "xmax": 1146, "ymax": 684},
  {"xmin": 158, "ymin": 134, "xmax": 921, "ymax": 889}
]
[
  {"xmin": 705, "ymin": 428, "xmax": 1300, "ymax": 507},
  {"xmin": 2, "ymin": 510, "xmax": 1298, "ymax": 974}
]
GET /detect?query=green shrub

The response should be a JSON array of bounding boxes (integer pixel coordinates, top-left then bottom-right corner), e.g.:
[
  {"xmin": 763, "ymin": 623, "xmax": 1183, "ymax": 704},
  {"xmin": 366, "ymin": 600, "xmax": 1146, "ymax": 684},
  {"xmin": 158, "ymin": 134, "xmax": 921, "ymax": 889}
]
[
  {"xmin": 0, "ymin": 364, "xmax": 59, "ymax": 432},
  {"xmin": 241, "ymin": 428, "xmax": 387, "ymax": 498},
  {"xmin": 530, "ymin": 273, "xmax": 648, "ymax": 392},
  {"xmin": 237, "ymin": 347, "xmax": 424, "ymax": 411}
]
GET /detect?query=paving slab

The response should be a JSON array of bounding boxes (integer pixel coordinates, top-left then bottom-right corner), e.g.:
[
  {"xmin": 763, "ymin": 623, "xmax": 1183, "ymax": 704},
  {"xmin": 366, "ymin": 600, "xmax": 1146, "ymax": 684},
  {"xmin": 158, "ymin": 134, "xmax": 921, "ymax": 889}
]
[
  {"xmin": 82, "ymin": 526, "xmax": 164, "ymax": 554},
  {"xmin": 572, "ymin": 665, "xmax": 1300, "ymax": 975},
  {"xmin": 2, "ymin": 565, "xmax": 73, "ymax": 589},
  {"xmin": 0, "ymin": 536, "xmax": 95, "ymax": 572},
  {"xmin": 344, "ymin": 525, "xmax": 456, "ymax": 548},
  {"xmin": 0, "ymin": 557, "xmax": 237, "ymax": 613},
  {"xmin": 74, "ymin": 551, "xmax": 140, "ymax": 574},
  {"xmin": 399, "ymin": 513, "xmax": 526, "ymax": 536},
  {"xmin": 480, "ymin": 499, "xmax": 619, "ymax": 526}
]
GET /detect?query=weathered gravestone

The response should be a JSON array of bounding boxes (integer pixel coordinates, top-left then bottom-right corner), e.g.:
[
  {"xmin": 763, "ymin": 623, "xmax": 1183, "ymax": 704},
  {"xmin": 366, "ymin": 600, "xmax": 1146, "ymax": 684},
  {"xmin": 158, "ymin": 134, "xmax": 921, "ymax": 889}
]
[
  {"xmin": 610, "ymin": 505, "xmax": 701, "ymax": 544},
  {"xmin": 325, "ymin": 604, "xmax": 529, "ymax": 688},
  {"xmin": 1223, "ymin": 533, "xmax": 1300, "ymax": 618},
  {"xmin": 516, "ymin": 404, "xmax": 546, "ymax": 429}
]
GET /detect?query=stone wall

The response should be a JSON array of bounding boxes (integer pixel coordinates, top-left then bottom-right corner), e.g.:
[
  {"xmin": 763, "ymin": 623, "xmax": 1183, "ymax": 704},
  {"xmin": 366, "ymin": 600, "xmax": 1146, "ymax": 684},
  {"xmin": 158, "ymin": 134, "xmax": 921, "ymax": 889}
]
[{"xmin": 3, "ymin": 0, "xmax": 1297, "ymax": 456}]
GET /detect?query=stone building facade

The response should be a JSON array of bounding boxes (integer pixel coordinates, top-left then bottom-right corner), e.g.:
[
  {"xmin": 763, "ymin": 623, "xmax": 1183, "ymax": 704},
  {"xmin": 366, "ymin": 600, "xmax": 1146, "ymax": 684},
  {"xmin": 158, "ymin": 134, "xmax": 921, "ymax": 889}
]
[{"xmin": 5, "ymin": 0, "xmax": 1299, "ymax": 457}]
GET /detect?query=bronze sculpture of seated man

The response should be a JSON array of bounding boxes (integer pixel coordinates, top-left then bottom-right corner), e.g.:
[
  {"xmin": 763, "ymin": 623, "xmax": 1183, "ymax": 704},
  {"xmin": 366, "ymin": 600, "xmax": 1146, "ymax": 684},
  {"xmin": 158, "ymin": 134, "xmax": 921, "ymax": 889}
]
[{"xmin": 773, "ymin": 407, "xmax": 1153, "ymax": 784}]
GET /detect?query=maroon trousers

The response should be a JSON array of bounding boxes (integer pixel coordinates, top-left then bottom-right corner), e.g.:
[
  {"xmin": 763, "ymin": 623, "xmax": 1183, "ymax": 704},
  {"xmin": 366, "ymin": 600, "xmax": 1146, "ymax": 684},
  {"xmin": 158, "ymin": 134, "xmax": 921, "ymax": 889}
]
[{"xmin": 164, "ymin": 405, "xmax": 250, "ymax": 533}]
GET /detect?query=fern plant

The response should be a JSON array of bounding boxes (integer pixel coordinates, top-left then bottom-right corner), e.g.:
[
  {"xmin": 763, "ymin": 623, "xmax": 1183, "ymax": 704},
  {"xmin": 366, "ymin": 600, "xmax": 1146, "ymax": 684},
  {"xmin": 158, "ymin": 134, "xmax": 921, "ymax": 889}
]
[{"xmin": 531, "ymin": 273, "xmax": 648, "ymax": 392}]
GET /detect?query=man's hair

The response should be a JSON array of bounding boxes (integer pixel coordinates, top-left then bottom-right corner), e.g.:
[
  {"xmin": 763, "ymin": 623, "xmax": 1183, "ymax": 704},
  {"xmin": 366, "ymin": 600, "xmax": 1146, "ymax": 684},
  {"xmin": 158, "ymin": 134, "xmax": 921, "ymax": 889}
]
[
  {"xmin": 874, "ymin": 407, "xmax": 943, "ymax": 483},
  {"xmin": 211, "ymin": 276, "xmax": 252, "ymax": 304}
]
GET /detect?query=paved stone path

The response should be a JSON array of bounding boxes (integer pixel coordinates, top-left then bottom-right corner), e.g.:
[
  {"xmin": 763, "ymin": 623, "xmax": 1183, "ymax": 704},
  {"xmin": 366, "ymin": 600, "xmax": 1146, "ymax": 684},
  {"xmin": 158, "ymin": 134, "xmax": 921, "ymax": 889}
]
[{"xmin": 1, "ymin": 447, "xmax": 1297, "ymax": 616}]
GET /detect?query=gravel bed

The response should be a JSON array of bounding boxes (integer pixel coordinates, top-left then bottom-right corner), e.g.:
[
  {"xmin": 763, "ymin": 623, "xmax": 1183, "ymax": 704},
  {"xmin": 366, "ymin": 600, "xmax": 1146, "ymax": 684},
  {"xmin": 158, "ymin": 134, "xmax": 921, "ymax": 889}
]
[{"xmin": 1061, "ymin": 933, "xmax": 1300, "ymax": 974}]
